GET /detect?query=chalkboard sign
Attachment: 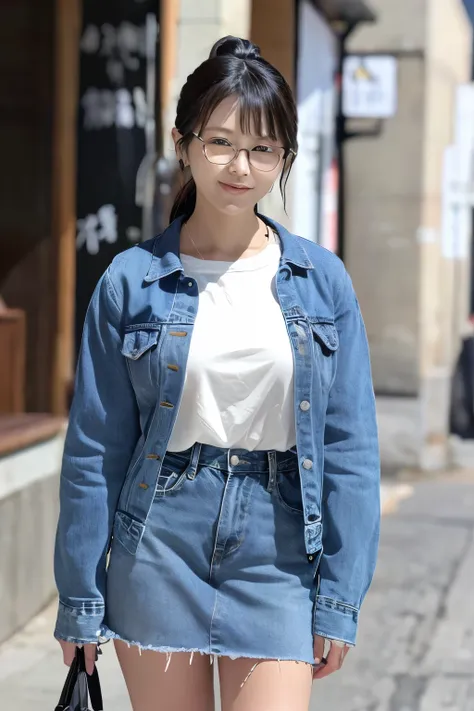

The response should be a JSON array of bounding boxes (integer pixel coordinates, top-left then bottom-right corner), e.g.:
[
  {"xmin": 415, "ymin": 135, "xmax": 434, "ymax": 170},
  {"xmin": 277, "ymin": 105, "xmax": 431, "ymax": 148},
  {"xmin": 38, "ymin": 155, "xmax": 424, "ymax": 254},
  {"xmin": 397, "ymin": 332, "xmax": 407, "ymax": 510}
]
[{"xmin": 75, "ymin": 0, "xmax": 158, "ymax": 354}]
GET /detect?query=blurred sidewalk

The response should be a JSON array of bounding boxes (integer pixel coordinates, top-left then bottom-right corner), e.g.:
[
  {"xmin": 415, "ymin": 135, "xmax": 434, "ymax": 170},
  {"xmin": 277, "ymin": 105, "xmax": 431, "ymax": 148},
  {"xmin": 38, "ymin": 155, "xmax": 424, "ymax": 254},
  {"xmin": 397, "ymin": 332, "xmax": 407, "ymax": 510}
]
[
  {"xmin": 0, "ymin": 603, "xmax": 130, "ymax": 710},
  {"xmin": 316, "ymin": 468, "xmax": 474, "ymax": 711},
  {"xmin": 1, "ymin": 469, "xmax": 473, "ymax": 710}
]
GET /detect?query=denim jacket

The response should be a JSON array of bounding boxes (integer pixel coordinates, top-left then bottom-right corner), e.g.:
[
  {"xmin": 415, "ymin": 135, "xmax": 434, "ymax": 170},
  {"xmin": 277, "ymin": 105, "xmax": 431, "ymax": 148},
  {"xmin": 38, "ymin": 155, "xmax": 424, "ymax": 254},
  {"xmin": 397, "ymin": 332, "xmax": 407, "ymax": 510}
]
[{"xmin": 54, "ymin": 214, "xmax": 380, "ymax": 647}]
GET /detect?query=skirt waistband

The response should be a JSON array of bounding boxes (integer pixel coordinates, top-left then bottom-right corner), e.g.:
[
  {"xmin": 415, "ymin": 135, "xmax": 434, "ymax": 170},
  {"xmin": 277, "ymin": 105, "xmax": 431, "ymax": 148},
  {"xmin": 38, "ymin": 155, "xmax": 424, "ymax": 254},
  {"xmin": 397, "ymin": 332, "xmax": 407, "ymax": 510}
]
[{"xmin": 166, "ymin": 442, "xmax": 298, "ymax": 477}]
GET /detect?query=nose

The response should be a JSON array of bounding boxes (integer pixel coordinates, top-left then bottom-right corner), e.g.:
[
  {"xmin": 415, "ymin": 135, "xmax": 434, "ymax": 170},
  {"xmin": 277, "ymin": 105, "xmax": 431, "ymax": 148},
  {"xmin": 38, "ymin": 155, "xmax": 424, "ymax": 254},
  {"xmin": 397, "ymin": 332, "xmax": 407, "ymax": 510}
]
[{"xmin": 230, "ymin": 148, "xmax": 251, "ymax": 176}]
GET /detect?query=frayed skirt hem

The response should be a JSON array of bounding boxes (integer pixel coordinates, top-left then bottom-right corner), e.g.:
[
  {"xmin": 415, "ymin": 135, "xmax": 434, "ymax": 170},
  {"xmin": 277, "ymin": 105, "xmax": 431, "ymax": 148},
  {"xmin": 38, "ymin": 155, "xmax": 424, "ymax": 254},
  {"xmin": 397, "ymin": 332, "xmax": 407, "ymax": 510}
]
[{"xmin": 101, "ymin": 624, "xmax": 315, "ymax": 669}]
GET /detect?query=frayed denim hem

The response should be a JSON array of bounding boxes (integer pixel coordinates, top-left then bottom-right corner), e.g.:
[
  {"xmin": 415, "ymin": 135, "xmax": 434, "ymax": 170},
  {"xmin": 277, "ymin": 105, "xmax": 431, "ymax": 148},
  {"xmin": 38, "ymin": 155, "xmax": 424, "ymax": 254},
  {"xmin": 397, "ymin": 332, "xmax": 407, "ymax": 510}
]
[
  {"xmin": 100, "ymin": 624, "xmax": 315, "ymax": 681},
  {"xmin": 54, "ymin": 632, "xmax": 102, "ymax": 646}
]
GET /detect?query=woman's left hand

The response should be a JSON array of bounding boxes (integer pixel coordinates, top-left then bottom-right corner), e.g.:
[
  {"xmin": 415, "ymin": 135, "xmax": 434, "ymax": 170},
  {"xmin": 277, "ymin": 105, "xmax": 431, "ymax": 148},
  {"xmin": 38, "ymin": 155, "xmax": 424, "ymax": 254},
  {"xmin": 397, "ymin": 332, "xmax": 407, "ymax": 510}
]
[{"xmin": 312, "ymin": 635, "xmax": 351, "ymax": 680}]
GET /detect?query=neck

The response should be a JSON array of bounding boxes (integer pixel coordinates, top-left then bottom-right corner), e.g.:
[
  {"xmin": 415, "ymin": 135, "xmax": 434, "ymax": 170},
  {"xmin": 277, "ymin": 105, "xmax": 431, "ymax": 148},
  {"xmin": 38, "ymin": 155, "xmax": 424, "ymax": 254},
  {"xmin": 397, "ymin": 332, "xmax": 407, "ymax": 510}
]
[{"xmin": 182, "ymin": 199, "xmax": 267, "ymax": 260}]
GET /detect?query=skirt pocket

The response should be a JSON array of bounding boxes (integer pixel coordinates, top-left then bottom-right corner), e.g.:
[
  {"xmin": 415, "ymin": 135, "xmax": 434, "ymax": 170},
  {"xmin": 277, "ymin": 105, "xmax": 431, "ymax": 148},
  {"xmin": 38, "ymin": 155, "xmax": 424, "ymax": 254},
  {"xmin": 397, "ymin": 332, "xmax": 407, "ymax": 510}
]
[
  {"xmin": 275, "ymin": 468, "xmax": 304, "ymax": 515},
  {"xmin": 154, "ymin": 451, "xmax": 190, "ymax": 498},
  {"xmin": 112, "ymin": 511, "xmax": 146, "ymax": 556}
]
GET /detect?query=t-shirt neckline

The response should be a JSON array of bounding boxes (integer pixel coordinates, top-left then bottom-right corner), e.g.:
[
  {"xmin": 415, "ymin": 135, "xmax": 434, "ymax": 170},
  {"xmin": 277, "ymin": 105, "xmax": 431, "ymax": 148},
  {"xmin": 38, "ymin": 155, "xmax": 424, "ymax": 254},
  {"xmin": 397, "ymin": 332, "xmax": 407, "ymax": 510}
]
[{"xmin": 180, "ymin": 231, "xmax": 281, "ymax": 273}]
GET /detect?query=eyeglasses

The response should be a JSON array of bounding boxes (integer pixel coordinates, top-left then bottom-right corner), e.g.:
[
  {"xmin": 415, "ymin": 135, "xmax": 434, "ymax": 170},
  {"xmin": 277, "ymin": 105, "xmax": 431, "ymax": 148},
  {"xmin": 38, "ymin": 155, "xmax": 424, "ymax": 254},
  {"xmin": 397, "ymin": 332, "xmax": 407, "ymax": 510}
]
[{"xmin": 192, "ymin": 132, "xmax": 295, "ymax": 172}]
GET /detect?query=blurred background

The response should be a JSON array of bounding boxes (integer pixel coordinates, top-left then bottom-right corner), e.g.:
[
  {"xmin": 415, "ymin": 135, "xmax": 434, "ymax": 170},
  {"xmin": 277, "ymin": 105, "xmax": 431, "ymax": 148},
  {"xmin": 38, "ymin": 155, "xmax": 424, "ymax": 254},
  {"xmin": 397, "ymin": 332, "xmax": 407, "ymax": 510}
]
[{"xmin": 1, "ymin": 1, "xmax": 474, "ymax": 709}]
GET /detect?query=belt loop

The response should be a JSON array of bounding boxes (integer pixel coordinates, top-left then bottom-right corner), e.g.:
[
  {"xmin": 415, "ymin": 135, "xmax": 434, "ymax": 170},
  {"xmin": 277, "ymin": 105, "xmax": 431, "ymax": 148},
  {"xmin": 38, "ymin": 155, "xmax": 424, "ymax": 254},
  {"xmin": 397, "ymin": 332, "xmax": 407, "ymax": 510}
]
[
  {"xmin": 266, "ymin": 451, "xmax": 277, "ymax": 492},
  {"xmin": 186, "ymin": 442, "xmax": 202, "ymax": 480}
]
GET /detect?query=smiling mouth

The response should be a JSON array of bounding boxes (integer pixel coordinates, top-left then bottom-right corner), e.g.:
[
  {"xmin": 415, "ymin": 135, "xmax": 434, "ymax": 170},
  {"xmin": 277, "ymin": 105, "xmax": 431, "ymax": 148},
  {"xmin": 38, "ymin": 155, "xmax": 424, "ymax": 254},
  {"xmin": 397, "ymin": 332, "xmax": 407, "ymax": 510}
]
[{"xmin": 219, "ymin": 182, "xmax": 251, "ymax": 191}]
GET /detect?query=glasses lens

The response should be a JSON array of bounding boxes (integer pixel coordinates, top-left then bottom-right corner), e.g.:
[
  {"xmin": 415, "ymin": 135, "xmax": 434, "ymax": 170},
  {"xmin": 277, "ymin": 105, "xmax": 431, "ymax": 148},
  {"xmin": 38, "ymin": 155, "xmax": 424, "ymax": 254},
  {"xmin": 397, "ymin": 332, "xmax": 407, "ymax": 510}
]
[
  {"xmin": 249, "ymin": 151, "xmax": 282, "ymax": 172},
  {"xmin": 204, "ymin": 143, "xmax": 235, "ymax": 165}
]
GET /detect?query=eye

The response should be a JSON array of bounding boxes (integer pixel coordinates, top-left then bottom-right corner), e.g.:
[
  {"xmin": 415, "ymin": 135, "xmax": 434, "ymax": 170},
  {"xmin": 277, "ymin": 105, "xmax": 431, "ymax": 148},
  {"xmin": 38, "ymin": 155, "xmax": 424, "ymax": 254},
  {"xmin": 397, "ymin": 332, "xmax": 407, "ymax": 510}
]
[
  {"xmin": 209, "ymin": 137, "xmax": 232, "ymax": 146},
  {"xmin": 253, "ymin": 145, "xmax": 276, "ymax": 153}
]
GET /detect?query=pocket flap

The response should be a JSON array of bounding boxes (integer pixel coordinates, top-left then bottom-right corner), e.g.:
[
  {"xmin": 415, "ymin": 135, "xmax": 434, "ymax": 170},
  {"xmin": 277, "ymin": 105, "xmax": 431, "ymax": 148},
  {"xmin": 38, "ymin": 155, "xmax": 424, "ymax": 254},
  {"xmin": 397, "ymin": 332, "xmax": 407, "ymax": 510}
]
[
  {"xmin": 311, "ymin": 322, "xmax": 339, "ymax": 352},
  {"xmin": 113, "ymin": 511, "xmax": 145, "ymax": 555},
  {"xmin": 121, "ymin": 329, "xmax": 160, "ymax": 360}
]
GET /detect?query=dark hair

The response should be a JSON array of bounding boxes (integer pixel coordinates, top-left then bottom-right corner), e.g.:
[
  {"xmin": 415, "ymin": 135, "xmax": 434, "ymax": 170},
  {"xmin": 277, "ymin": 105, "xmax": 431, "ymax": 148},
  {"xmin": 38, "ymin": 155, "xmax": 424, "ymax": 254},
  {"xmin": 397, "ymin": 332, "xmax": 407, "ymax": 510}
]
[{"xmin": 170, "ymin": 36, "xmax": 298, "ymax": 222}]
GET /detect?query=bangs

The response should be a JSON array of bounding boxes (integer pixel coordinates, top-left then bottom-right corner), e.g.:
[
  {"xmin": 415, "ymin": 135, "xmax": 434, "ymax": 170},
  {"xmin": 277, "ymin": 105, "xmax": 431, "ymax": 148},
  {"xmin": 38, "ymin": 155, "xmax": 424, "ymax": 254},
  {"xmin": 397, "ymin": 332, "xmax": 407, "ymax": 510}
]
[{"xmin": 194, "ymin": 66, "xmax": 294, "ymax": 151}]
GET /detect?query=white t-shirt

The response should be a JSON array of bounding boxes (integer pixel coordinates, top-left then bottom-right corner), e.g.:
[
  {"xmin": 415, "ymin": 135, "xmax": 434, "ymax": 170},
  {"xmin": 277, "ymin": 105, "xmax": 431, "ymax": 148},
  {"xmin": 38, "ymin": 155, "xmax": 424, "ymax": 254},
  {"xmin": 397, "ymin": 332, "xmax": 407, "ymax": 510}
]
[{"xmin": 167, "ymin": 232, "xmax": 296, "ymax": 453}]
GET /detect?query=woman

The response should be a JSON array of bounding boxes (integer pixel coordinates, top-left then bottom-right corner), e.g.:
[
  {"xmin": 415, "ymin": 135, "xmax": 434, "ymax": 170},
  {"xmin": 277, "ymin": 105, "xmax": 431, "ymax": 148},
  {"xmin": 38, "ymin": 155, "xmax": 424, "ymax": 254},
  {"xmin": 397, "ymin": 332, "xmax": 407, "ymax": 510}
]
[{"xmin": 54, "ymin": 36, "xmax": 380, "ymax": 711}]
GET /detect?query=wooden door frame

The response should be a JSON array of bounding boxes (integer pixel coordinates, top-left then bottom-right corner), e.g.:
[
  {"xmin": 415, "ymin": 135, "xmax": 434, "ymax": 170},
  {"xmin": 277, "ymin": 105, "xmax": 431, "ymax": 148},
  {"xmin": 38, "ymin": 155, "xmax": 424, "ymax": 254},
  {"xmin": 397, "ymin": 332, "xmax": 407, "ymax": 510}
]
[{"xmin": 50, "ymin": 0, "xmax": 81, "ymax": 415}]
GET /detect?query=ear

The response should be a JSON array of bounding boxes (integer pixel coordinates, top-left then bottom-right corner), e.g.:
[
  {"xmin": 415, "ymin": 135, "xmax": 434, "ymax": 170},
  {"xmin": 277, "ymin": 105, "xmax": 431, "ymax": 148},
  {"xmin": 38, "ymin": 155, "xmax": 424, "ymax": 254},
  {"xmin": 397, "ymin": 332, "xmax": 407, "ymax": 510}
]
[{"xmin": 172, "ymin": 127, "xmax": 186, "ymax": 166}]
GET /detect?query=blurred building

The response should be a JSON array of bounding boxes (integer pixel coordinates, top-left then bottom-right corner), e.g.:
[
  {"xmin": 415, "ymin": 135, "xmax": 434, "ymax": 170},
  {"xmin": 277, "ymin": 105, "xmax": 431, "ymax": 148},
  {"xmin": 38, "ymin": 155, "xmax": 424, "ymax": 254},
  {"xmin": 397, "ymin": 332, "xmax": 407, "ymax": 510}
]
[
  {"xmin": 461, "ymin": 0, "xmax": 474, "ymax": 316},
  {"xmin": 342, "ymin": 0, "xmax": 472, "ymax": 468}
]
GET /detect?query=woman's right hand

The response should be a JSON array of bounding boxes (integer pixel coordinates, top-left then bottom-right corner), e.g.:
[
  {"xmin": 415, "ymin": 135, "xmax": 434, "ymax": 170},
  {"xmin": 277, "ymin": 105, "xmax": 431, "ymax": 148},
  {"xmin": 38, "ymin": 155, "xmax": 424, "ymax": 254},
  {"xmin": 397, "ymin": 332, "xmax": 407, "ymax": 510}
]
[{"xmin": 57, "ymin": 639, "xmax": 98, "ymax": 675}]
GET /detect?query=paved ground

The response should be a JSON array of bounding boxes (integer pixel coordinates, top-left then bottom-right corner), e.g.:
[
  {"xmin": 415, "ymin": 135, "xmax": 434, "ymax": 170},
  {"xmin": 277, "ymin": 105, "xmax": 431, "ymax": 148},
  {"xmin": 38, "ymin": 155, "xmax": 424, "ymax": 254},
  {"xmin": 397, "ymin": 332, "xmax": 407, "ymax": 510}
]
[
  {"xmin": 315, "ymin": 469, "xmax": 474, "ymax": 711},
  {"xmin": 0, "ymin": 471, "xmax": 473, "ymax": 710}
]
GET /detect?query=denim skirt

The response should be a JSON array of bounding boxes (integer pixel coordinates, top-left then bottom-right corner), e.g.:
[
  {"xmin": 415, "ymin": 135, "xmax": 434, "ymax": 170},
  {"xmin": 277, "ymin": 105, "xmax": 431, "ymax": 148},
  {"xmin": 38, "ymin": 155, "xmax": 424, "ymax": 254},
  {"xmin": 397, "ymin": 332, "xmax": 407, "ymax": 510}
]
[{"xmin": 103, "ymin": 442, "xmax": 318, "ymax": 664}]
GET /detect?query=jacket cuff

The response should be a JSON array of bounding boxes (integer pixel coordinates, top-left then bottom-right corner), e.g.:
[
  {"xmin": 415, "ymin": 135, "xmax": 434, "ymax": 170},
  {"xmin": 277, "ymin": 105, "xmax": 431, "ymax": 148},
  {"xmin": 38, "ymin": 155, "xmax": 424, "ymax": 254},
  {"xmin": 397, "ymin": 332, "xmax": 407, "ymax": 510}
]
[
  {"xmin": 312, "ymin": 595, "xmax": 359, "ymax": 646},
  {"xmin": 54, "ymin": 599, "xmax": 105, "ymax": 645}
]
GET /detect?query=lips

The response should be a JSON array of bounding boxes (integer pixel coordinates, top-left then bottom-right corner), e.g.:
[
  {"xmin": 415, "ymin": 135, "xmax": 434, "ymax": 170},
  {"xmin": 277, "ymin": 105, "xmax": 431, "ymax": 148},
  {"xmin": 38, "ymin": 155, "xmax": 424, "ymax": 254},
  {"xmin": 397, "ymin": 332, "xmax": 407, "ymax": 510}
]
[{"xmin": 219, "ymin": 182, "xmax": 252, "ymax": 193}]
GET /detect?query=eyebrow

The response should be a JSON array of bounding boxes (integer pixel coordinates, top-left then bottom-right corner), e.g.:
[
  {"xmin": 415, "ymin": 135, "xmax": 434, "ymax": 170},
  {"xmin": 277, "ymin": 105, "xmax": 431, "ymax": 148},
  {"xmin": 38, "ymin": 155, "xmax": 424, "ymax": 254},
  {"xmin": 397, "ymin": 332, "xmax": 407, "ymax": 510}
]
[{"xmin": 203, "ymin": 126, "xmax": 273, "ymax": 140}]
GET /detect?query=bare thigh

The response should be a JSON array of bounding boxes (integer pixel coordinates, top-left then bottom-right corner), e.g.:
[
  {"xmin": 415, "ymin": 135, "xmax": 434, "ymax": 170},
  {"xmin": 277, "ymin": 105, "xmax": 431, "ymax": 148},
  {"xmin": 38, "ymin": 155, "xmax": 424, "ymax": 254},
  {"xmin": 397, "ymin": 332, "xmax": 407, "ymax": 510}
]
[
  {"xmin": 218, "ymin": 657, "xmax": 313, "ymax": 711},
  {"xmin": 114, "ymin": 640, "xmax": 215, "ymax": 711}
]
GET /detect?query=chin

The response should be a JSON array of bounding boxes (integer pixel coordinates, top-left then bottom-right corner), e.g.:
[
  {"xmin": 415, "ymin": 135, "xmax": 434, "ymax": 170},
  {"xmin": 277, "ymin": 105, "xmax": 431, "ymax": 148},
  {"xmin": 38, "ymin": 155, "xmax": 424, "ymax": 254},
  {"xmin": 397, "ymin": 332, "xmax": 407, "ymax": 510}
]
[
  {"xmin": 219, "ymin": 203, "xmax": 250, "ymax": 215},
  {"xmin": 215, "ymin": 195, "xmax": 262, "ymax": 216}
]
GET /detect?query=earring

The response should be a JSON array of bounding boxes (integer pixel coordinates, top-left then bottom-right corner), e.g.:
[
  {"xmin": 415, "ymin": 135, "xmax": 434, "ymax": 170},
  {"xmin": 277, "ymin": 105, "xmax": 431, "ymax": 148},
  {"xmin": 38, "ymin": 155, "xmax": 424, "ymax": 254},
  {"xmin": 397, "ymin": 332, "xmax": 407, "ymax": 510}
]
[{"xmin": 179, "ymin": 159, "xmax": 184, "ymax": 171}]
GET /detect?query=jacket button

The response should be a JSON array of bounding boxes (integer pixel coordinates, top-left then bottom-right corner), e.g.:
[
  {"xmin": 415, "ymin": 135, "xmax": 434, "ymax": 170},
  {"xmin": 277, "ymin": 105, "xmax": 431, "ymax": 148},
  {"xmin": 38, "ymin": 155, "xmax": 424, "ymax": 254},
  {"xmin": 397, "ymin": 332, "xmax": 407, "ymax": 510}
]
[
  {"xmin": 299, "ymin": 400, "xmax": 310, "ymax": 411},
  {"xmin": 302, "ymin": 459, "xmax": 313, "ymax": 470}
]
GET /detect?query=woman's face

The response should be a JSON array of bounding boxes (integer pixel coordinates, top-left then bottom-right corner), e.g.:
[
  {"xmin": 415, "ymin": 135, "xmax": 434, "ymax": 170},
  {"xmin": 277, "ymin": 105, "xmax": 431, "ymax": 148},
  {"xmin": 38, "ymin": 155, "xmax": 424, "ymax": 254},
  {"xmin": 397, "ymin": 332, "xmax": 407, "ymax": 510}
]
[{"xmin": 173, "ymin": 95, "xmax": 284, "ymax": 216}]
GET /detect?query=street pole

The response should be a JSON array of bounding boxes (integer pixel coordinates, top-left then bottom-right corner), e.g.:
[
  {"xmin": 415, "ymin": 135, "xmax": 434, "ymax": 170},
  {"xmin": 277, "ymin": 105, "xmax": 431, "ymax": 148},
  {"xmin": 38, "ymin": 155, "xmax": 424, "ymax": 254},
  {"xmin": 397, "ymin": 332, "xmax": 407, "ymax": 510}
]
[{"xmin": 334, "ymin": 23, "xmax": 352, "ymax": 262}]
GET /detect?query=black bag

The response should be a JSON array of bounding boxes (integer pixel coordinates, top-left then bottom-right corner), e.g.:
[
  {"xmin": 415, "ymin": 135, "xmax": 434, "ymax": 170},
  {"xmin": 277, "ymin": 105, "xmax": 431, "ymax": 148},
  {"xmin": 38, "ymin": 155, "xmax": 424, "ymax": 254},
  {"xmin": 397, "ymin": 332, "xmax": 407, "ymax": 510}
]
[{"xmin": 55, "ymin": 646, "xmax": 103, "ymax": 711}]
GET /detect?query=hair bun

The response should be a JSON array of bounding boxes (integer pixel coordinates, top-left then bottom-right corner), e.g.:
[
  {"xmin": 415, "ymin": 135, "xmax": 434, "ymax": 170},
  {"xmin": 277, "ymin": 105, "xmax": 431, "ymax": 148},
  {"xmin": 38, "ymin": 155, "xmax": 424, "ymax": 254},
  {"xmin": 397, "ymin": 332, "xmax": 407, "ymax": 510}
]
[{"xmin": 209, "ymin": 36, "xmax": 261, "ymax": 61}]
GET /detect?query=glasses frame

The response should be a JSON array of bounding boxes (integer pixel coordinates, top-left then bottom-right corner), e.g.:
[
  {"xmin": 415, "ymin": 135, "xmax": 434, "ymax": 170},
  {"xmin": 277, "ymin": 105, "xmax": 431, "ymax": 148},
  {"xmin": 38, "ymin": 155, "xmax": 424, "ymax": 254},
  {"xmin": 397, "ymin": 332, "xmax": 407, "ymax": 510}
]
[{"xmin": 191, "ymin": 132, "xmax": 296, "ymax": 172}]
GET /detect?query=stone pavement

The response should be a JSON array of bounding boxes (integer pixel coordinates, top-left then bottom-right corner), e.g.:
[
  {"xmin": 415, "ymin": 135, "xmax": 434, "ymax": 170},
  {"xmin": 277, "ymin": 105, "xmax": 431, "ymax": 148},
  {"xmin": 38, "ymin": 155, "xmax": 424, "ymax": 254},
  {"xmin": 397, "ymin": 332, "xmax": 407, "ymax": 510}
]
[
  {"xmin": 315, "ymin": 470, "xmax": 474, "ymax": 711},
  {"xmin": 0, "ymin": 472, "xmax": 473, "ymax": 710}
]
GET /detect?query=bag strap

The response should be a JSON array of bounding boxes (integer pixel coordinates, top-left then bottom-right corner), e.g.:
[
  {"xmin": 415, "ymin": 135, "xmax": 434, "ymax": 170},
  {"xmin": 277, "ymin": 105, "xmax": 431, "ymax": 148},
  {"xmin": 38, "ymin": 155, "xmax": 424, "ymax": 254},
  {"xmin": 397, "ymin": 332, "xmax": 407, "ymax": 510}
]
[
  {"xmin": 55, "ymin": 646, "xmax": 104, "ymax": 711},
  {"xmin": 76, "ymin": 647, "xmax": 104, "ymax": 711},
  {"xmin": 86, "ymin": 666, "xmax": 103, "ymax": 711},
  {"xmin": 54, "ymin": 653, "xmax": 80, "ymax": 711}
]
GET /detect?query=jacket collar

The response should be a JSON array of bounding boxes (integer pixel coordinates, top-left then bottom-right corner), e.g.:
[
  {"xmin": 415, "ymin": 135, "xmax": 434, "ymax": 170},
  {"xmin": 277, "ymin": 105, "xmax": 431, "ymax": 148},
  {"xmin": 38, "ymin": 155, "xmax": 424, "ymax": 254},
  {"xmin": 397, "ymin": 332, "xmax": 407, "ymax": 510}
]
[{"xmin": 143, "ymin": 213, "xmax": 314, "ymax": 283}]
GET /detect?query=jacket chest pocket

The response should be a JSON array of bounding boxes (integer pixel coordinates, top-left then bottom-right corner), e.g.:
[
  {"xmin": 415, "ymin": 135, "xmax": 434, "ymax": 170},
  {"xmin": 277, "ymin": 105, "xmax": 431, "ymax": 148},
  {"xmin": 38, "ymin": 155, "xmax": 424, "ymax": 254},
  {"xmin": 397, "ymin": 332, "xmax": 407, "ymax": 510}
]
[
  {"xmin": 310, "ymin": 320, "xmax": 339, "ymax": 388},
  {"xmin": 121, "ymin": 326, "xmax": 162, "ymax": 394}
]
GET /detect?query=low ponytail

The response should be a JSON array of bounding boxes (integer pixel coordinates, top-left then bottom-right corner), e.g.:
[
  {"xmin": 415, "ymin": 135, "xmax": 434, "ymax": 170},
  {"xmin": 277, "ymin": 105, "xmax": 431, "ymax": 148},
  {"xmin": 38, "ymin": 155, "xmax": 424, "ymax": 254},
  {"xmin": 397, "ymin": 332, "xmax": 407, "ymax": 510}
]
[{"xmin": 169, "ymin": 177, "xmax": 197, "ymax": 223}]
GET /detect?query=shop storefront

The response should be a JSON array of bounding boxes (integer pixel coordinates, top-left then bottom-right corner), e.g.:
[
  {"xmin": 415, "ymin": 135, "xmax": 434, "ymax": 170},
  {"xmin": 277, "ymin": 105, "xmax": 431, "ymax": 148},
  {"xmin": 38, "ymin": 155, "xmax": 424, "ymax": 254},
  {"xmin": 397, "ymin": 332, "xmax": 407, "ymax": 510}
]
[
  {"xmin": 0, "ymin": 0, "xmax": 162, "ymax": 644},
  {"xmin": 75, "ymin": 1, "xmax": 159, "ymax": 355}
]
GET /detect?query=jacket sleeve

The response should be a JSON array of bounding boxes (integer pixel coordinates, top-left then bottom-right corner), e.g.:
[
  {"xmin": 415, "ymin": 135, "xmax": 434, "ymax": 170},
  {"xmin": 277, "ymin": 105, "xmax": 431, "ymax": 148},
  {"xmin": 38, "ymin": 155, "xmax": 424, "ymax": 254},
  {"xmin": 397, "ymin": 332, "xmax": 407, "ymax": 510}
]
[
  {"xmin": 54, "ymin": 267, "xmax": 140, "ymax": 644},
  {"xmin": 313, "ymin": 268, "xmax": 380, "ymax": 646}
]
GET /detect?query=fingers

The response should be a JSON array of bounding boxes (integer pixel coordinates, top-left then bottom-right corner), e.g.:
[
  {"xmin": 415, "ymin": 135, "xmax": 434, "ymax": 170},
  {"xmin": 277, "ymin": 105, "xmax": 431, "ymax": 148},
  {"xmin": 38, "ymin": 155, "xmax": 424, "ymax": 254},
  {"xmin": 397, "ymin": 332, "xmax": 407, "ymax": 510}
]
[
  {"xmin": 59, "ymin": 640, "xmax": 77, "ymax": 667},
  {"xmin": 313, "ymin": 639, "xmax": 350, "ymax": 680},
  {"xmin": 57, "ymin": 639, "xmax": 98, "ymax": 675},
  {"xmin": 313, "ymin": 634, "xmax": 325, "ymax": 665}
]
